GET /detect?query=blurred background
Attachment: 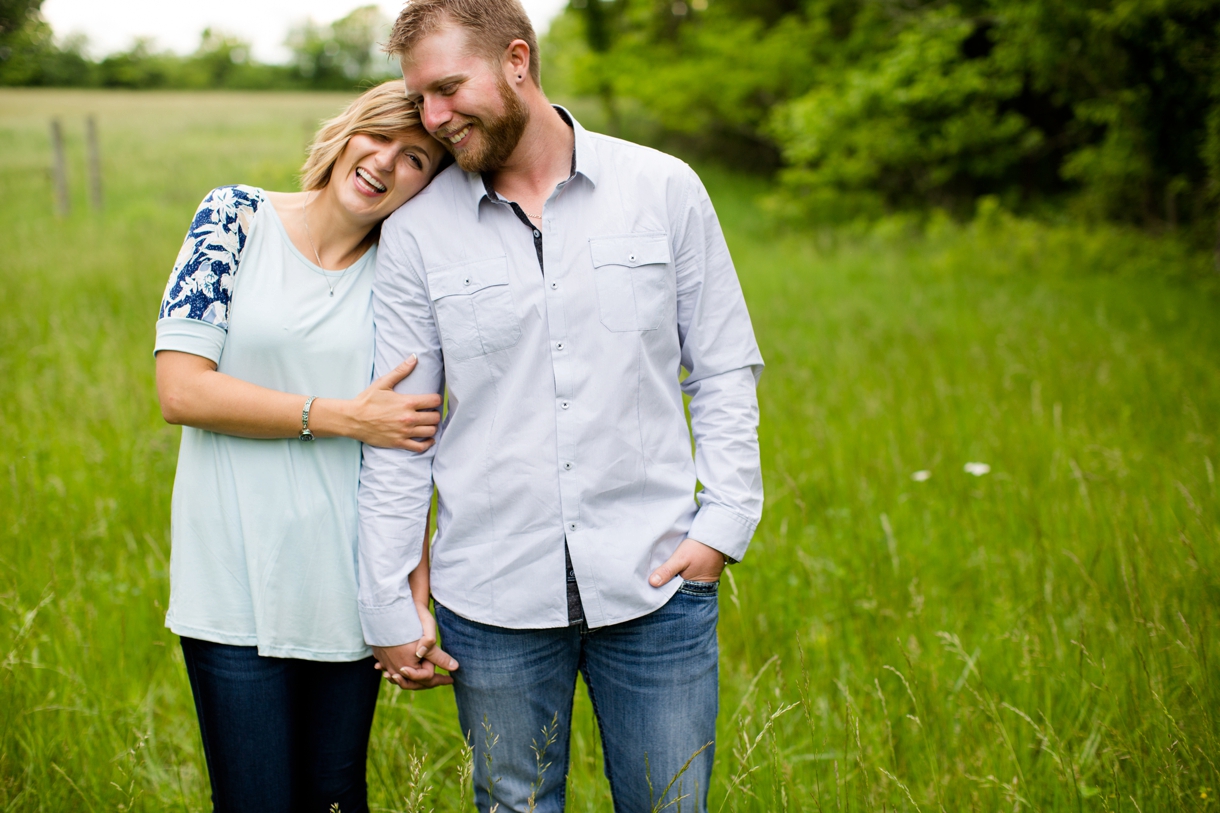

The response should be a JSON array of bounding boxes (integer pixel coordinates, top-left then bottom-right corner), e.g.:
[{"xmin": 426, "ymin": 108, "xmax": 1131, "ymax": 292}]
[
  {"xmin": 1, "ymin": 1, "xmax": 1218, "ymax": 811},
  {"xmin": 3, "ymin": 0, "xmax": 1220, "ymax": 248}
]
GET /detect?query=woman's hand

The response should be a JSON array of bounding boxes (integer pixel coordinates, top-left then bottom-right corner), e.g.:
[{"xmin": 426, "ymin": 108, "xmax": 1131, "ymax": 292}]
[
  {"xmin": 373, "ymin": 604, "xmax": 458, "ymax": 691},
  {"xmin": 155, "ymin": 351, "xmax": 441, "ymax": 448},
  {"xmin": 312, "ymin": 356, "xmax": 442, "ymax": 450}
]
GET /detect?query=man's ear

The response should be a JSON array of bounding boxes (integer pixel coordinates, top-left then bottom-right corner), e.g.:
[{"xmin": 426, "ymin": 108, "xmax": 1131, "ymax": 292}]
[{"xmin": 505, "ymin": 39, "xmax": 531, "ymax": 82}]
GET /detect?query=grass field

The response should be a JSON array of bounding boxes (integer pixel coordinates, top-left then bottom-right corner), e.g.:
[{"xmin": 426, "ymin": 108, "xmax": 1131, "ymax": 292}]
[{"xmin": 1, "ymin": 88, "xmax": 1218, "ymax": 812}]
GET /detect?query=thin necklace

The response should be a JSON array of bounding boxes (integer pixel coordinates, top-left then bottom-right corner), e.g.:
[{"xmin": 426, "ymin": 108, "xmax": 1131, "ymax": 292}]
[{"xmin": 302, "ymin": 192, "xmax": 350, "ymax": 297}]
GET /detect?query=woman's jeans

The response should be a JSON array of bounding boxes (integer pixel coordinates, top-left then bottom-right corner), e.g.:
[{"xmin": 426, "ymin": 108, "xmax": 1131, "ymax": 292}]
[
  {"xmin": 179, "ymin": 637, "xmax": 381, "ymax": 813},
  {"xmin": 436, "ymin": 580, "xmax": 720, "ymax": 813}
]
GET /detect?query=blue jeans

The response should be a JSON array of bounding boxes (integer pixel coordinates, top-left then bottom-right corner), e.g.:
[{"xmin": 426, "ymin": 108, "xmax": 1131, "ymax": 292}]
[
  {"xmin": 436, "ymin": 581, "xmax": 720, "ymax": 813},
  {"xmin": 179, "ymin": 637, "xmax": 381, "ymax": 813}
]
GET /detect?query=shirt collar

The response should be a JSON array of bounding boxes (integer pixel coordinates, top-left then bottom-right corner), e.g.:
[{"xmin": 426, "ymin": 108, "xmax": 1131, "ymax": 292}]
[{"xmin": 460, "ymin": 104, "xmax": 599, "ymax": 216}]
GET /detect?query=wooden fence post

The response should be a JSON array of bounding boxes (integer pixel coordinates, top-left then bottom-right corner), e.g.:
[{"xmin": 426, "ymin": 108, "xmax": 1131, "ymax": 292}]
[
  {"xmin": 50, "ymin": 119, "xmax": 69, "ymax": 217},
  {"xmin": 86, "ymin": 115, "xmax": 102, "ymax": 211}
]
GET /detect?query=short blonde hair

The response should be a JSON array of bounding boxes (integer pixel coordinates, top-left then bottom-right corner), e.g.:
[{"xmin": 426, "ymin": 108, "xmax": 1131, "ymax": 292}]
[
  {"xmin": 300, "ymin": 80, "xmax": 432, "ymax": 191},
  {"xmin": 386, "ymin": 0, "xmax": 541, "ymax": 87}
]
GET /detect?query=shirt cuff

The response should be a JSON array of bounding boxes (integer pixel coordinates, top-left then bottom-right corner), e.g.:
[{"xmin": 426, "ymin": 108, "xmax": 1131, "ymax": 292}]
[
  {"xmin": 155, "ymin": 317, "xmax": 225, "ymax": 363},
  {"xmin": 687, "ymin": 502, "xmax": 757, "ymax": 564},
  {"xmin": 359, "ymin": 599, "xmax": 425, "ymax": 647}
]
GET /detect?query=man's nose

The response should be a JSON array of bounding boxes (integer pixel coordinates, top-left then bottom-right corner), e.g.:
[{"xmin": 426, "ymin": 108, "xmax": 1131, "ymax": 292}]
[{"xmin": 421, "ymin": 97, "xmax": 450, "ymax": 135}]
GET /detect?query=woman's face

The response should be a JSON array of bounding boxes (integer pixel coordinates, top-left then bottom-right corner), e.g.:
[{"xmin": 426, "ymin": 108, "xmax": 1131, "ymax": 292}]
[{"xmin": 328, "ymin": 131, "xmax": 447, "ymax": 223}]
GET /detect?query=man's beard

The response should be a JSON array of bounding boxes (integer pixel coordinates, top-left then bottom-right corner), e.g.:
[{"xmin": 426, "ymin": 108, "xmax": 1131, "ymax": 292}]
[{"xmin": 447, "ymin": 74, "xmax": 529, "ymax": 173}]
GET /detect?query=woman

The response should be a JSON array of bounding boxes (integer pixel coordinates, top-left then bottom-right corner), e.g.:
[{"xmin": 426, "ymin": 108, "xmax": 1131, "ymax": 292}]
[{"xmin": 155, "ymin": 81, "xmax": 454, "ymax": 813}]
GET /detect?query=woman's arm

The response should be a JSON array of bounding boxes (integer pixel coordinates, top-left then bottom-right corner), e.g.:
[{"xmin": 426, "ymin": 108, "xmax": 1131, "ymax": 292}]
[{"xmin": 156, "ymin": 350, "xmax": 441, "ymax": 450}]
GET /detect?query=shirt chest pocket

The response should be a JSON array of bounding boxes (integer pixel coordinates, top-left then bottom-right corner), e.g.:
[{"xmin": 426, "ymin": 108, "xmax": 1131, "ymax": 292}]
[
  {"xmin": 589, "ymin": 233, "xmax": 672, "ymax": 332},
  {"xmin": 427, "ymin": 256, "xmax": 522, "ymax": 361}
]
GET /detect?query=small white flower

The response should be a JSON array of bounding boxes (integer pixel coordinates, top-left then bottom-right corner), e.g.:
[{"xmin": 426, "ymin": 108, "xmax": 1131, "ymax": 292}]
[
  {"xmin": 911, "ymin": 470, "xmax": 932, "ymax": 482},
  {"xmin": 964, "ymin": 462, "xmax": 991, "ymax": 476}
]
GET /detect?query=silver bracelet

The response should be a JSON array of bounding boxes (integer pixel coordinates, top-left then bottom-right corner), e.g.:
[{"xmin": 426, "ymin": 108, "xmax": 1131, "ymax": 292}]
[{"xmin": 299, "ymin": 396, "xmax": 317, "ymax": 441}]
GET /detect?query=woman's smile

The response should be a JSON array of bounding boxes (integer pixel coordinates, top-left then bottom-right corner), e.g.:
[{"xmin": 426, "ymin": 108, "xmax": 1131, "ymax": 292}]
[{"xmin": 353, "ymin": 166, "xmax": 387, "ymax": 196}]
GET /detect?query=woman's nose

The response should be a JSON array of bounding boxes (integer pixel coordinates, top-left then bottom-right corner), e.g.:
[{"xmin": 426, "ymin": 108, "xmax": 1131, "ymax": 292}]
[{"xmin": 373, "ymin": 143, "xmax": 398, "ymax": 172}]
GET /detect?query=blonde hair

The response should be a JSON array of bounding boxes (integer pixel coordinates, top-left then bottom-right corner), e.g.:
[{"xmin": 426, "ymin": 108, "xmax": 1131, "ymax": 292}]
[
  {"xmin": 300, "ymin": 80, "xmax": 433, "ymax": 191},
  {"xmin": 386, "ymin": 0, "xmax": 541, "ymax": 87}
]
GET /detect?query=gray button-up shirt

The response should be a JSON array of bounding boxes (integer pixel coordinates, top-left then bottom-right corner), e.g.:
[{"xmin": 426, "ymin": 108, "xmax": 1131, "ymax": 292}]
[{"xmin": 357, "ymin": 110, "xmax": 764, "ymax": 645}]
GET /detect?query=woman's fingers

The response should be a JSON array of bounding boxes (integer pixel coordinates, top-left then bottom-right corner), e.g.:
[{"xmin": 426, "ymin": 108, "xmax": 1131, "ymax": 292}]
[
  {"xmin": 403, "ymin": 420, "xmax": 439, "ymax": 436},
  {"xmin": 373, "ymin": 355, "xmax": 418, "ymax": 391}
]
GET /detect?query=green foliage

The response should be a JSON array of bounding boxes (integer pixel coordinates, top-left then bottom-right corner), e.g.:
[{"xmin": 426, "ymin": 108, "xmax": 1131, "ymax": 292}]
[
  {"xmin": 769, "ymin": 8, "xmax": 1036, "ymax": 218},
  {"xmin": 550, "ymin": 0, "xmax": 1220, "ymax": 234},
  {"xmin": 284, "ymin": 6, "xmax": 401, "ymax": 90},
  {"xmin": 2, "ymin": 89, "xmax": 1218, "ymax": 811},
  {"xmin": 0, "ymin": 5, "xmax": 399, "ymax": 92},
  {"xmin": 0, "ymin": 13, "xmax": 95, "ymax": 86}
]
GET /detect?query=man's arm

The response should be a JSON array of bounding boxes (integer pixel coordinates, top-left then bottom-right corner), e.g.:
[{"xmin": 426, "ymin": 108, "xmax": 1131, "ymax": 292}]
[
  {"xmin": 652, "ymin": 164, "xmax": 764, "ymax": 584},
  {"xmin": 374, "ymin": 512, "xmax": 459, "ymax": 690},
  {"xmin": 357, "ymin": 222, "xmax": 445, "ymax": 647}
]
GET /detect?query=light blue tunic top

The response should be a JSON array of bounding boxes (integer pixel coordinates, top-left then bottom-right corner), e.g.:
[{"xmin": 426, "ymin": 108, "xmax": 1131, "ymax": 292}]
[{"xmin": 155, "ymin": 185, "xmax": 377, "ymax": 661}]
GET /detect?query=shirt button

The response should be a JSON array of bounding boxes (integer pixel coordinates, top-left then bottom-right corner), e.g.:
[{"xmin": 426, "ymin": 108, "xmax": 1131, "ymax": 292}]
[
  {"xmin": 569, "ymin": 523, "xmax": 577, "ymax": 531},
  {"xmin": 561, "ymin": 401, "xmax": 570, "ymax": 409},
  {"xmin": 563, "ymin": 462, "xmax": 573, "ymax": 470},
  {"xmin": 533, "ymin": 229, "xmax": 541, "ymax": 238},
  {"xmin": 629, "ymin": 253, "xmax": 636, "ymax": 263},
  {"xmin": 550, "ymin": 281, "xmax": 558, "ymax": 290},
  {"xmin": 556, "ymin": 341, "xmax": 564, "ymax": 350},
  {"xmin": 463, "ymin": 277, "xmax": 471, "ymax": 285}
]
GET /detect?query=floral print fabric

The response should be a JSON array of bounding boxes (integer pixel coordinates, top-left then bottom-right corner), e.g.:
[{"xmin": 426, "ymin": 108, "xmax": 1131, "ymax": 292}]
[{"xmin": 159, "ymin": 185, "xmax": 263, "ymax": 328}]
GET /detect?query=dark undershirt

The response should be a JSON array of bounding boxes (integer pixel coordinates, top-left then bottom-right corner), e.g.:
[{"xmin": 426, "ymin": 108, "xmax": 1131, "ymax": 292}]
[{"xmin": 482, "ymin": 134, "xmax": 585, "ymax": 625}]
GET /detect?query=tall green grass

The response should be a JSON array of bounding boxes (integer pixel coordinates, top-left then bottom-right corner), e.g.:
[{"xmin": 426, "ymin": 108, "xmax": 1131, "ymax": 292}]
[{"xmin": 1, "ymin": 89, "xmax": 1217, "ymax": 811}]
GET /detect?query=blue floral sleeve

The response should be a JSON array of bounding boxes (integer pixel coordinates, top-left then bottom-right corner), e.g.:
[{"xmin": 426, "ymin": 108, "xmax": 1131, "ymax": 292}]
[{"xmin": 158, "ymin": 185, "xmax": 263, "ymax": 329}]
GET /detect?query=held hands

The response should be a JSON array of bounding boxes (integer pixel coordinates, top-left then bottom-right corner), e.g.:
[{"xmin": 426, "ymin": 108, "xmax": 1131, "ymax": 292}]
[
  {"xmin": 373, "ymin": 603, "xmax": 459, "ymax": 691},
  {"xmin": 649, "ymin": 537, "xmax": 727, "ymax": 587},
  {"xmin": 337, "ymin": 355, "xmax": 442, "ymax": 451}
]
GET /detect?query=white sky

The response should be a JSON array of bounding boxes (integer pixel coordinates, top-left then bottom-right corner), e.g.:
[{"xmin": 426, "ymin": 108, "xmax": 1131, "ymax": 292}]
[{"xmin": 41, "ymin": 0, "xmax": 568, "ymax": 63}]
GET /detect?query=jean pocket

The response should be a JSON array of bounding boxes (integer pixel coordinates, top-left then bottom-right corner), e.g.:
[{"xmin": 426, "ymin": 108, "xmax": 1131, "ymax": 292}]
[
  {"xmin": 427, "ymin": 257, "xmax": 522, "ymax": 361},
  {"xmin": 589, "ymin": 233, "xmax": 671, "ymax": 332},
  {"xmin": 678, "ymin": 579, "xmax": 719, "ymax": 597}
]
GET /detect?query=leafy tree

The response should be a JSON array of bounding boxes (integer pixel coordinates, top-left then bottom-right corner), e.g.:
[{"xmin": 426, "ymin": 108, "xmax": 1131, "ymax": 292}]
[
  {"xmin": 0, "ymin": 0, "xmax": 39, "ymax": 42},
  {"xmin": 287, "ymin": 5, "xmax": 399, "ymax": 89},
  {"xmin": 550, "ymin": 0, "xmax": 1220, "ymax": 237}
]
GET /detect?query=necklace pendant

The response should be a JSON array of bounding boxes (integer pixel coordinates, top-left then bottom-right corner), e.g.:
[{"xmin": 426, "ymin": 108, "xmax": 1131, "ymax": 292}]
[{"xmin": 329, "ymin": 290, "xmax": 334, "ymax": 297}]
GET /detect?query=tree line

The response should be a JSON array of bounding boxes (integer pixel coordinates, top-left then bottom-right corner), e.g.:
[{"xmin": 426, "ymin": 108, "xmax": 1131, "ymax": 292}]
[
  {"xmin": 4, "ymin": 0, "xmax": 1218, "ymax": 244},
  {"xmin": 0, "ymin": 2, "xmax": 399, "ymax": 90},
  {"xmin": 545, "ymin": 0, "xmax": 1219, "ymax": 245}
]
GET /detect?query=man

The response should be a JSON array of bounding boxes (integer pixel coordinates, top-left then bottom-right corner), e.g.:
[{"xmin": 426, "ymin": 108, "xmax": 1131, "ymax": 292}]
[{"xmin": 357, "ymin": 0, "xmax": 763, "ymax": 809}]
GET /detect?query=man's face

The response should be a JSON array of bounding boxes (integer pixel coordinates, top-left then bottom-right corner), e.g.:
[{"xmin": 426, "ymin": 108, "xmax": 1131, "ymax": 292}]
[{"xmin": 402, "ymin": 25, "xmax": 529, "ymax": 173}]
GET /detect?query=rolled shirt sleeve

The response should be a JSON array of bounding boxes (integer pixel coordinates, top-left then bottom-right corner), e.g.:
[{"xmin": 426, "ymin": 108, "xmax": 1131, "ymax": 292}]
[
  {"xmin": 674, "ymin": 165, "xmax": 765, "ymax": 563},
  {"xmin": 356, "ymin": 222, "xmax": 445, "ymax": 647}
]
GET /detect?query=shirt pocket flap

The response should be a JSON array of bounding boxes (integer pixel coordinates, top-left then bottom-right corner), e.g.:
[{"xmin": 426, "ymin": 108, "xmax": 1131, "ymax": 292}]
[
  {"xmin": 588, "ymin": 234, "xmax": 671, "ymax": 268},
  {"xmin": 427, "ymin": 256, "xmax": 510, "ymax": 300}
]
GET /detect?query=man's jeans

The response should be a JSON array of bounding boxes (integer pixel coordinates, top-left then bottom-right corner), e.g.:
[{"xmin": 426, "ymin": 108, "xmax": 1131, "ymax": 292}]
[
  {"xmin": 179, "ymin": 637, "xmax": 381, "ymax": 813},
  {"xmin": 436, "ymin": 580, "xmax": 720, "ymax": 813}
]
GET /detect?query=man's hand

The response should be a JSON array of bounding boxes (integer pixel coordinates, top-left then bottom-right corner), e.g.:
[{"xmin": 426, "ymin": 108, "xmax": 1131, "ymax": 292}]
[
  {"xmin": 373, "ymin": 605, "xmax": 459, "ymax": 690},
  {"xmin": 649, "ymin": 537, "xmax": 727, "ymax": 587}
]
